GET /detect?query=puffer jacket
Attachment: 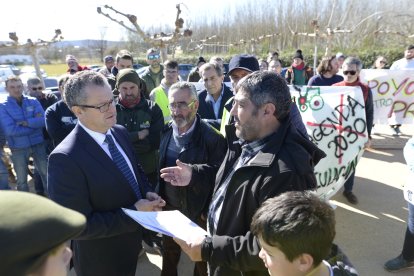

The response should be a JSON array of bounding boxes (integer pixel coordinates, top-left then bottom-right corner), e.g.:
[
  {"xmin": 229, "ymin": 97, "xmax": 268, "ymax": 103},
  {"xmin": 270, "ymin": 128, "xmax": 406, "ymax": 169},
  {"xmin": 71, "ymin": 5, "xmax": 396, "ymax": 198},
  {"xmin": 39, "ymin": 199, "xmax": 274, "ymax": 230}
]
[{"xmin": 0, "ymin": 95, "xmax": 45, "ymax": 149}]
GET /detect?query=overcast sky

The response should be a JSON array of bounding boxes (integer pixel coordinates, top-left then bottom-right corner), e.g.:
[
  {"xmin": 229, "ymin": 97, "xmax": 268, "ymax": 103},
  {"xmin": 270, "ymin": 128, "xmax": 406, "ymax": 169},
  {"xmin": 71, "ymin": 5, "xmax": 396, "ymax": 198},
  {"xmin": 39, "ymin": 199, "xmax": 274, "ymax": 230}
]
[{"xmin": 0, "ymin": 0, "xmax": 243, "ymax": 42}]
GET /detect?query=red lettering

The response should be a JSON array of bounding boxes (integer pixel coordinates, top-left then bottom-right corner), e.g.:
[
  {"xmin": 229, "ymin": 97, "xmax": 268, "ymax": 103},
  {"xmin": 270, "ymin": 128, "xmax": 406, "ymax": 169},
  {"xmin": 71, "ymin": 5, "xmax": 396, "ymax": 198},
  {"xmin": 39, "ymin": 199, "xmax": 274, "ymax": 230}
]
[
  {"xmin": 368, "ymin": 80, "xmax": 379, "ymax": 90},
  {"xmin": 389, "ymin": 101, "xmax": 407, "ymax": 118},
  {"xmin": 404, "ymin": 102, "xmax": 414, "ymax": 118},
  {"xmin": 404, "ymin": 81, "xmax": 414, "ymax": 95},
  {"xmin": 378, "ymin": 82, "xmax": 390, "ymax": 95},
  {"xmin": 392, "ymin": 78, "xmax": 410, "ymax": 96}
]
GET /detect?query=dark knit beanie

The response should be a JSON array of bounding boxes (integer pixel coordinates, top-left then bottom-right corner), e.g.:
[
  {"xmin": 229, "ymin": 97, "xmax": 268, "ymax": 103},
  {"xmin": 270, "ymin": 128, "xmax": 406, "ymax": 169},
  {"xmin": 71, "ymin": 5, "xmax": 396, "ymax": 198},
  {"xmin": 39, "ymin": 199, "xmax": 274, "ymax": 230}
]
[
  {"xmin": 293, "ymin": 49, "xmax": 304, "ymax": 60},
  {"xmin": 0, "ymin": 191, "xmax": 86, "ymax": 275},
  {"xmin": 197, "ymin": 56, "xmax": 206, "ymax": 66},
  {"xmin": 114, "ymin": 68, "xmax": 144, "ymax": 93}
]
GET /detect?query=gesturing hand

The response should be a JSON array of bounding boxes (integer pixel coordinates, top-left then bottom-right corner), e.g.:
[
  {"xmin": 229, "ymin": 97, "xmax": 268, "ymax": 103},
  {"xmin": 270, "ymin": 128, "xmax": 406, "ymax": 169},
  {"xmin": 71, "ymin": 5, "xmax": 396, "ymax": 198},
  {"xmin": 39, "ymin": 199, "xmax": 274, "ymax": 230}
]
[{"xmin": 160, "ymin": 159, "xmax": 192, "ymax": 186}]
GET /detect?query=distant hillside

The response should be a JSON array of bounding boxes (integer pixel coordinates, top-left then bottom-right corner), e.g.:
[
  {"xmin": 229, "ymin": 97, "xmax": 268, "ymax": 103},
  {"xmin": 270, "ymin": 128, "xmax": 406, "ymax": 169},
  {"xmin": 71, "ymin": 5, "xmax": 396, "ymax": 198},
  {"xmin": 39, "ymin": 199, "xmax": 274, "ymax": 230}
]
[
  {"xmin": 53, "ymin": 40, "xmax": 123, "ymax": 48},
  {"xmin": 0, "ymin": 39, "xmax": 123, "ymax": 48}
]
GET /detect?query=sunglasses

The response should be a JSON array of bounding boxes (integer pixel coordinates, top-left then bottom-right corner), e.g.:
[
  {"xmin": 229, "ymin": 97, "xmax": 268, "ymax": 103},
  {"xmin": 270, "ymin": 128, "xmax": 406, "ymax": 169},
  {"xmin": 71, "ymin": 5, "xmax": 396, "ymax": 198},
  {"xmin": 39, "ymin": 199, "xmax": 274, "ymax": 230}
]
[
  {"xmin": 343, "ymin": 70, "xmax": 357, "ymax": 76},
  {"xmin": 31, "ymin": 87, "xmax": 43, "ymax": 91},
  {"xmin": 148, "ymin": 54, "xmax": 160, "ymax": 60}
]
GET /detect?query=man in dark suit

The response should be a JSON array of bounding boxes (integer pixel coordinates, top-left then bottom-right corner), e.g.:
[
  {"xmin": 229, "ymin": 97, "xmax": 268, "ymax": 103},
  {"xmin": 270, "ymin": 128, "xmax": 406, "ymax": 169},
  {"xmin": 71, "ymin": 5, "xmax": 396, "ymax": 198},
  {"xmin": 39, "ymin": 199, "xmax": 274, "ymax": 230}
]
[
  {"xmin": 197, "ymin": 62, "xmax": 233, "ymax": 130},
  {"xmin": 48, "ymin": 71, "xmax": 165, "ymax": 276}
]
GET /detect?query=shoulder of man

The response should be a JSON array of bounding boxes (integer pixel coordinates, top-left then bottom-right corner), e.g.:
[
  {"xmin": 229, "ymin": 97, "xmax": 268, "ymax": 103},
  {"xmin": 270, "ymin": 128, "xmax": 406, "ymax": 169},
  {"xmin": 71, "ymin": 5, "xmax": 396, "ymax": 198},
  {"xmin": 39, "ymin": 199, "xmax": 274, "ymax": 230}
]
[
  {"xmin": 197, "ymin": 89, "xmax": 208, "ymax": 99},
  {"xmin": 140, "ymin": 66, "xmax": 152, "ymax": 77},
  {"xmin": 199, "ymin": 118, "xmax": 223, "ymax": 138}
]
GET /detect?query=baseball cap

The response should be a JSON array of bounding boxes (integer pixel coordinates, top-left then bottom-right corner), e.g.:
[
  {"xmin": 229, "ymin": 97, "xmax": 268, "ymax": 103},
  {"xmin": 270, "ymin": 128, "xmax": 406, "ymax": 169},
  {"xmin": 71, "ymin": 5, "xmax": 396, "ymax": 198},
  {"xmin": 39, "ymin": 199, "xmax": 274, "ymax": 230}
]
[{"xmin": 227, "ymin": 54, "xmax": 259, "ymax": 76}]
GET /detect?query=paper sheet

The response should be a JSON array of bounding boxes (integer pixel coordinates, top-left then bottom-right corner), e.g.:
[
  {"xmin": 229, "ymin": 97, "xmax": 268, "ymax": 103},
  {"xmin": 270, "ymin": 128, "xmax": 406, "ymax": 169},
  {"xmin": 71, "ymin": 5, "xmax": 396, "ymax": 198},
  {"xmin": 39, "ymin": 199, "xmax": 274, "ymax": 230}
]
[{"xmin": 122, "ymin": 208, "xmax": 208, "ymax": 242}]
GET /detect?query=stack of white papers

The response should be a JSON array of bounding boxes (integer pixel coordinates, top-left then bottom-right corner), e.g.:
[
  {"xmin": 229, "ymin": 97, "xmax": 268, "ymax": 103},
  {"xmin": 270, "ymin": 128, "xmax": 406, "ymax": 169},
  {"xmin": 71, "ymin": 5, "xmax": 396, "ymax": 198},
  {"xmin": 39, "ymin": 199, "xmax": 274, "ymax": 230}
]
[{"xmin": 122, "ymin": 209, "xmax": 208, "ymax": 242}]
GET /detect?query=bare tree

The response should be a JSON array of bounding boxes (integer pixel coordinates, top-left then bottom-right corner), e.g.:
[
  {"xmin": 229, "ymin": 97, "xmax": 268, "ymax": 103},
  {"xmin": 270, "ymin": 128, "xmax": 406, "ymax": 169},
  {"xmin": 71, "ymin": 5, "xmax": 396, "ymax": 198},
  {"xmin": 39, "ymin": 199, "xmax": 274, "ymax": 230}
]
[
  {"xmin": 97, "ymin": 4, "xmax": 192, "ymax": 61},
  {"xmin": 0, "ymin": 30, "xmax": 63, "ymax": 85}
]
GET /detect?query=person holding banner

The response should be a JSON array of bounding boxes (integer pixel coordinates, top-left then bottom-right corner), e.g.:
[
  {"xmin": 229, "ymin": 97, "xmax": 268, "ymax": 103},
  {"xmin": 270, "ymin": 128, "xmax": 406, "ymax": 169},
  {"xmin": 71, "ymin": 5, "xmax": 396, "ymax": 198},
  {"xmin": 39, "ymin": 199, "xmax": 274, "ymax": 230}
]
[
  {"xmin": 388, "ymin": 45, "xmax": 414, "ymax": 136},
  {"xmin": 390, "ymin": 45, "xmax": 414, "ymax": 70},
  {"xmin": 384, "ymin": 137, "xmax": 414, "ymax": 272},
  {"xmin": 333, "ymin": 57, "xmax": 373, "ymax": 204},
  {"xmin": 307, "ymin": 55, "xmax": 344, "ymax": 86}
]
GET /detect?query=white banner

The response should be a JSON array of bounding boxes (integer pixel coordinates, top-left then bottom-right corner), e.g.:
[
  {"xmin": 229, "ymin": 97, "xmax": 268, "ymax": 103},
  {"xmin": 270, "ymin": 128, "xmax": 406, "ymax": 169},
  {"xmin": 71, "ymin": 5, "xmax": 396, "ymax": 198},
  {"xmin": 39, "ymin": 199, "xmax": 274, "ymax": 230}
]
[
  {"xmin": 361, "ymin": 69, "xmax": 414, "ymax": 125},
  {"xmin": 193, "ymin": 82, "xmax": 368, "ymax": 199},
  {"xmin": 290, "ymin": 86, "xmax": 368, "ymax": 199}
]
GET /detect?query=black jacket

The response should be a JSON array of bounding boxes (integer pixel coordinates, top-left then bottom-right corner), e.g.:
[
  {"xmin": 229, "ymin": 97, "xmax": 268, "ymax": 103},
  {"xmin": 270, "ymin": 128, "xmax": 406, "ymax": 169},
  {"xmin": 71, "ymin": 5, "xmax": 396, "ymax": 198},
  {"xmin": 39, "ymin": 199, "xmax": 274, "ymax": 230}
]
[
  {"xmin": 201, "ymin": 117, "xmax": 326, "ymax": 276},
  {"xmin": 197, "ymin": 84, "xmax": 233, "ymax": 130},
  {"xmin": 158, "ymin": 115, "xmax": 226, "ymax": 221},
  {"xmin": 45, "ymin": 100, "xmax": 77, "ymax": 148}
]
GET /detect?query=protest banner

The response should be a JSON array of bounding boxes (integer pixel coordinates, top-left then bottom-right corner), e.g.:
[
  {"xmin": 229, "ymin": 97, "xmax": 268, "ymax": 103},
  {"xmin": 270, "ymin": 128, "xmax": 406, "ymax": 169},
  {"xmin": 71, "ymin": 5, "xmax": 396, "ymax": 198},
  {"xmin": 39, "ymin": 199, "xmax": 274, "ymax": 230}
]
[
  {"xmin": 192, "ymin": 82, "xmax": 368, "ymax": 199},
  {"xmin": 361, "ymin": 69, "xmax": 414, "ymax": 125},
  {"xmin": 290, "ymin": 86, "xmax": 368, "ymax": 199}
]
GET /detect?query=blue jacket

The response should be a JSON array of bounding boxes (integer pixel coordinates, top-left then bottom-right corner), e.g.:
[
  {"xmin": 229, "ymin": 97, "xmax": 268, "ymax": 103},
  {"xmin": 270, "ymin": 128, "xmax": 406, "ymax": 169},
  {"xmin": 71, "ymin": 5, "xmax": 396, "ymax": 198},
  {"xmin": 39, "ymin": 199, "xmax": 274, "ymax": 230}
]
[{"xmin": 0, "ymin": 95, "xmax": 45, "ymax": 149}]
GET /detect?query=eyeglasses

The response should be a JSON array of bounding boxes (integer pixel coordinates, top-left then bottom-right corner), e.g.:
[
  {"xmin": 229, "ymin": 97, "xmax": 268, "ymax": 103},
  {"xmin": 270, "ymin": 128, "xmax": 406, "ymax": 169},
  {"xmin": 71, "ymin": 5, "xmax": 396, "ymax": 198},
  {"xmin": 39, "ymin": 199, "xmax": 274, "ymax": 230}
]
[
  {"xmin": 31, "ymin": 87, "xmax": 43, "ymax": 91},
  {"xmin": 168, "ymin": 100, "xmax": 195, "ymax": 111},
  {"xmin": 379, "ymin": 61, "xmax": 387, "ymax": 64},
  {"xmin": 76, "ymin": 99, "xmax": 114, "ymax": 113},
  {"xmin": 148, "ymin": 54, "xmax": 160, "ymax": 60},
  {"xmin": 343, "ymin": 70, "xmax": 357, "ymax": 76}
]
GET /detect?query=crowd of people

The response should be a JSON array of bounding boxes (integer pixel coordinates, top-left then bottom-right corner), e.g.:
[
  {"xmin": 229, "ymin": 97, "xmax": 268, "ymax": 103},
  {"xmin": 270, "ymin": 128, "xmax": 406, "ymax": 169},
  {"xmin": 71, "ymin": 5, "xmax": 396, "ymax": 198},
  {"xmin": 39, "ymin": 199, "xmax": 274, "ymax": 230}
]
[{"xmin": 0, "ymin": 44, "xmax": 414, "ymax": 276}]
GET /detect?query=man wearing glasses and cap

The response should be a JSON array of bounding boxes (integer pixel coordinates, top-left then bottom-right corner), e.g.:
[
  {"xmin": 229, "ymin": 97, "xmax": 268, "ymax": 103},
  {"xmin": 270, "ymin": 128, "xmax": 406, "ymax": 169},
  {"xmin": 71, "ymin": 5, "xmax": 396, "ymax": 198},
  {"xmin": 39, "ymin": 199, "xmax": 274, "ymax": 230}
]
[
  {"xmin": 333, "ymin": 56, "xmax": 373, "ymax": 205},
  {"xmin": 48, "ymin": 70, "xmax": 165, "ymax": 275},
  {"xmin": 141, "ymin": 48, "xmax": 165, "ymax": 95}
]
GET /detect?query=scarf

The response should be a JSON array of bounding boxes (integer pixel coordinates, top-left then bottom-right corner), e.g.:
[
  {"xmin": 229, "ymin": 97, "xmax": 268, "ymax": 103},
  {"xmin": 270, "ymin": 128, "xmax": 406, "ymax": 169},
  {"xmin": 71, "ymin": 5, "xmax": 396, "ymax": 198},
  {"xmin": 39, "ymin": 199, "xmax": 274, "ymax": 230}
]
[
  {"xmin": 292, "ymin": 61, "xmax": 305, "ymax": 70},
  {"xmin": 119, "ymin": 94, "xmax": 141, "ymax": 109},
  {"xmin": 333, "ymin": 78, "xmax": 369, "ymax": 102}
]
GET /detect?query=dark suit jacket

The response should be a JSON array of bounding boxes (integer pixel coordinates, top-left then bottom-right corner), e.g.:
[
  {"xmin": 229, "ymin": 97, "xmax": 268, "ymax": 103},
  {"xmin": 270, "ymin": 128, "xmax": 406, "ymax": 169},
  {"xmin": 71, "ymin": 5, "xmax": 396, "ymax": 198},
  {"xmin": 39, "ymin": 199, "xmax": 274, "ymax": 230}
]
[
  {"xmin": 197, "ymin": 84, "xmax": 233, "ymax": 130},
  {"xmin": 48, "ymin": 124, "xmax": 151, "ymax": 276}
]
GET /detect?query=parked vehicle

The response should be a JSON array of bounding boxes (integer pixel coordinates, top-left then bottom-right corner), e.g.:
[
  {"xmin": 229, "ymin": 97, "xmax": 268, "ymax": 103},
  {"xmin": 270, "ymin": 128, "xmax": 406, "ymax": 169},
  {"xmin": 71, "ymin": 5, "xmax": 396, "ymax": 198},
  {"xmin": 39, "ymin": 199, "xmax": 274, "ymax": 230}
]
[
  {"xmin": 178, "ymin": 64, "xmax": 194, "ymax": 81},
  {"xmin": 0, "ymin": 64, "xmax": 20, "ymax": 75},
  {"xmin": 0, "ymin": 66, "xmax": 15, "ymax": 82}
]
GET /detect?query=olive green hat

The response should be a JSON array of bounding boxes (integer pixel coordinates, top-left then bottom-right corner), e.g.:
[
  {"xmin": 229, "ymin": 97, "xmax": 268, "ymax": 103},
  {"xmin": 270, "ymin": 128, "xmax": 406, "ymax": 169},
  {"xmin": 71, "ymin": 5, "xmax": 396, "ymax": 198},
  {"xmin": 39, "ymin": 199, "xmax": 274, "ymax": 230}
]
[
  {"xmin": 0, "ymin": 191, "xmax": 86, "ymax": 275},
  {"xmin": 114, "ymin": 68, "xmax": 144, "ymax": 94}
]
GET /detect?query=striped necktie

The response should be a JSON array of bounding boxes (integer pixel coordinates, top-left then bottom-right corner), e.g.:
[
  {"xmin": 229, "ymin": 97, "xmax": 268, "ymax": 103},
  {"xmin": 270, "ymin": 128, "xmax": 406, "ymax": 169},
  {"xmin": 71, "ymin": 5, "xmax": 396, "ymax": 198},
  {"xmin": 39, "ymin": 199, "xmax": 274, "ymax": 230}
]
[{"xmin": 105, "ymin": 134, "xmax": 142, "ymax": 199}]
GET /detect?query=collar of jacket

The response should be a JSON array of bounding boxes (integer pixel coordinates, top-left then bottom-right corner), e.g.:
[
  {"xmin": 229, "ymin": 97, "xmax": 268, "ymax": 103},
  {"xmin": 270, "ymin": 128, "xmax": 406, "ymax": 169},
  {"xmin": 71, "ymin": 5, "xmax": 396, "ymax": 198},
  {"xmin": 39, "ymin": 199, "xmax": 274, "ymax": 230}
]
[
  {"xmin": 225, "ymin": 115, "xmax": 326, "ymax": 168},
  {"xmin": 162, "ymin": 114, "xmax": 203, "ymax": 144}
]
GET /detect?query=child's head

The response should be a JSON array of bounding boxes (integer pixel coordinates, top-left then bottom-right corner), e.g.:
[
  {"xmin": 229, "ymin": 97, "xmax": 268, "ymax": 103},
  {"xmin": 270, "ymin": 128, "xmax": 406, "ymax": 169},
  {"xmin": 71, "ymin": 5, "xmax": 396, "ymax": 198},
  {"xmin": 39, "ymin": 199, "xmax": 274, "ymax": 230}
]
[{"xmin": 251, "ymin": 191, "xmax": 336, "ymax": 275}]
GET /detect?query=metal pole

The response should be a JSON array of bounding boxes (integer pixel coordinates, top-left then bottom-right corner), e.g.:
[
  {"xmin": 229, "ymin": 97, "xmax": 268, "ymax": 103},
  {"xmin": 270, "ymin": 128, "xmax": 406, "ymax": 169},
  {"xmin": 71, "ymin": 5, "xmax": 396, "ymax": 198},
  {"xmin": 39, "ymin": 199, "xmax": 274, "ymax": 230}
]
[{"xmin": 313, "ymin": 37, "xmax": 318, "ymax": 76}]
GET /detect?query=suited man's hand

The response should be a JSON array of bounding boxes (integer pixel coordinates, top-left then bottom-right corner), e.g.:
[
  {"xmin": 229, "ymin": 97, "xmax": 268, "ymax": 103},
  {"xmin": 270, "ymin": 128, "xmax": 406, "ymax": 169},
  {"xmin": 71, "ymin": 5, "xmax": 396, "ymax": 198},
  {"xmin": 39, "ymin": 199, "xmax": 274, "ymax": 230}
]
[
  {"xmin": 160, "ymin": 160, "xmax": 192, "ymax": 186},
  {"xmin": 135, "ymin": 196, "xmax": 165, "ymax": 211}
]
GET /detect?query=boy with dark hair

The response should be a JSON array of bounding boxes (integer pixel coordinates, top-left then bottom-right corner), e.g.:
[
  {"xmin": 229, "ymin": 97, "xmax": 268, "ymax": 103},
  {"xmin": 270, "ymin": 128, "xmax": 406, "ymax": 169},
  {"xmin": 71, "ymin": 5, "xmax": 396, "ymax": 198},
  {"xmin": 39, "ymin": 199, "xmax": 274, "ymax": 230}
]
[{"xmin": 251, "ymin": 191, "xmax": 358, "ymax": 276}]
